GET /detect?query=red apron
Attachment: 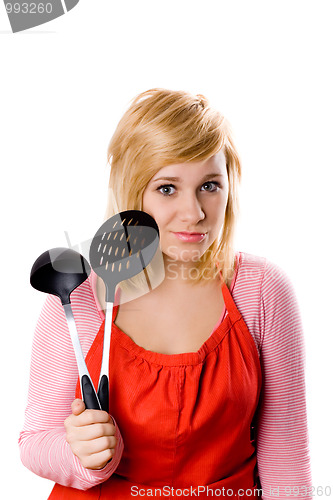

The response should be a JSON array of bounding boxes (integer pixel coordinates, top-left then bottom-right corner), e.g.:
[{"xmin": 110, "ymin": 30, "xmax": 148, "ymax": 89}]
[{"xmin": 49, "ymin": 278, "xmax": 262, "ymax": 499}]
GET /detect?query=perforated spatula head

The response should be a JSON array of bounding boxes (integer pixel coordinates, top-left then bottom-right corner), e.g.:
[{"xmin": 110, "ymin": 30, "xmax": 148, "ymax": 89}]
[
  {"xmin": 89, "ymin": 210, "xmax": 160, "ymax": 302},
  {"xmin": 30, "ymin": 247, "xmax": 91, "ymax": 305}
]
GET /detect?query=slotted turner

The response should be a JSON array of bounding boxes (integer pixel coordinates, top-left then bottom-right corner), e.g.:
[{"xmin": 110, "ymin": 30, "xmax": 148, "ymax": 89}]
[
  {"xmin": 89, "ymin": 210, "xmax": 160, "ymax": 412},
  {"xmin": 30, "ymin": 247, "xmax": 102, "ymax": 410}
]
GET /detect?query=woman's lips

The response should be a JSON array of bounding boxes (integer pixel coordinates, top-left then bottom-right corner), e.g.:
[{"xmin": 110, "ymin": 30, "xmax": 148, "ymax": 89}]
[{"xmin": 172, "ymin": 232, "xmax": 207, "ymax": 242}]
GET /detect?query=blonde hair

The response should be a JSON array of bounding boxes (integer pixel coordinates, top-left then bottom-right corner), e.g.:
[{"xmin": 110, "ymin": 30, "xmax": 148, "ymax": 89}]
[{"xmin": 105, "ymin": 88, "xmax": 241, "ymax": 298}]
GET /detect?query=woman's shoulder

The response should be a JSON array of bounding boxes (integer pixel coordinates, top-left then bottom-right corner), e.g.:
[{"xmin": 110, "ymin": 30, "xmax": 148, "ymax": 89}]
[
  {"xmin": 232, "ymin": 252, "xmax": 301, "ymax": 351},
  {"xmin": 235, "ymin": 250, "xmax": 297, "ymax": 302},
  {"xmin": 36, "ymin": 275, "xmax": 102, "ymax": 329},
  {"xmin": 233, "ymin": 251, "xmax": 267, "ymax": 290}
]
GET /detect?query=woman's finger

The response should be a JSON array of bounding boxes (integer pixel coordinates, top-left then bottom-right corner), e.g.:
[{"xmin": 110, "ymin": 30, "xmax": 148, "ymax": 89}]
[
  {"xmin": 79, "ymin": 435, "xmax": 117, "ymax": 456},
  {"xmin": 71, "ymin": 399, "xmax": 86, "ymax": 416},
  {"xmin": 72, "ymin": 409, "xmax": 111, "ymax": 427},
  {"xmin": 80, "ymin": 448, "xmax": 114, "ymax": 470},
  {"xmin": 74, "ymin": 422, "xmax": 116, "ymax": 441}
]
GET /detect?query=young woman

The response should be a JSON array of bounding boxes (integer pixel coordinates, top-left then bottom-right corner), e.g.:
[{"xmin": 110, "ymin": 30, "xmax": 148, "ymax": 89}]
[{"xmin": 19, "ymin": 89, "xmax": 312, "ymax": 499}]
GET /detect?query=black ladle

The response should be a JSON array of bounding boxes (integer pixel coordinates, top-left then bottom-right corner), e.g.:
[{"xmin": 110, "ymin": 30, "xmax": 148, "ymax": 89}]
[{"xmin": 30, "ymin": 247, "xmax": 102, "ymax": 410}]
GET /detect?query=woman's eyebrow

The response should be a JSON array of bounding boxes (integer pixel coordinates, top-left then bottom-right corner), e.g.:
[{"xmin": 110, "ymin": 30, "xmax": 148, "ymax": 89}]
[{"xmin": 152, "ymin": 173, "xmax": 223, "ymax": 183}]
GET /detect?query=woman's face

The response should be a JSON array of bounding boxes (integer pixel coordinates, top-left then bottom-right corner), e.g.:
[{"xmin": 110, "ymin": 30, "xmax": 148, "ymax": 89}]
[{"xmin": 142, "ymin": 151, "xmax": 229, "ymax": 267}]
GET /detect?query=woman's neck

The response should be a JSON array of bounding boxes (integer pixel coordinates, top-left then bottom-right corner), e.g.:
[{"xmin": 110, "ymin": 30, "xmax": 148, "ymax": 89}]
[{"xmin": 153, "ymin": 261, "xmax": 221, "ymax": 299}]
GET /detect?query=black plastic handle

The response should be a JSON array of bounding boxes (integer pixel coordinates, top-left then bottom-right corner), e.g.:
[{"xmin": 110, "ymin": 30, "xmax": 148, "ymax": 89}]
[
  {"xmin": 81, "ymin": 375, "xmax": 101, "ymax": 410},
  {"xmin": 97, "ymin": 375, "xmax": 109, "ymax": 412}
]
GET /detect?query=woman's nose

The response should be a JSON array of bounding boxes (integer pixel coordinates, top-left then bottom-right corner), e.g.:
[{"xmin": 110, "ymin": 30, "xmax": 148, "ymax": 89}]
[{"xmin": 178, "ymin": 193, "xmax": 205, "ymax": 223}]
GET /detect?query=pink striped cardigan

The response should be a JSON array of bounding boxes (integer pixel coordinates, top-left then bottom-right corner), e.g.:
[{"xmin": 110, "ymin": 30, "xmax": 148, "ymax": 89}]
[{"xmin": 19, "ymin": 251, "xmax": 312, "ymax": 497}]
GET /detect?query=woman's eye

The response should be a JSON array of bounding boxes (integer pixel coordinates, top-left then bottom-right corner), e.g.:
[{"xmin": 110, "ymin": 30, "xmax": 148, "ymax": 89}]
[
  {"xmin": 157, "ymin": 184, "xmax": 176, "ymax": 196},
  {"xmin": 156, "ymin": 181, "xmax": 220, "ymax": 196},
  {"xmin": 202, "ymin": 181, "xmax": 220, "ymax": 192}
]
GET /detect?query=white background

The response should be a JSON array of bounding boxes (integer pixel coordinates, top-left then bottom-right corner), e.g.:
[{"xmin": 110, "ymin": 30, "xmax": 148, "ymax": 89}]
[{"xmin": 0, "ymin": 0, "xmax": 332, "ymax": 497}]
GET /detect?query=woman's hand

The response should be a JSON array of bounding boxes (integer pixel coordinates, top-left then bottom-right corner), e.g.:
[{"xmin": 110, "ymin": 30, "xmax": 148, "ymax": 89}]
[{"xmin": 64, "ymin": 399, "xmax": 117, "ymax": 470}]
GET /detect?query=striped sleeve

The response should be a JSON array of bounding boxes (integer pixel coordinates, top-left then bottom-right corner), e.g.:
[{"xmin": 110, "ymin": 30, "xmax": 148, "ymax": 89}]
[
  {"xmin": 255, "ymin": 259, "xmax": 312, "ymax": 498},
  {"xmin": 19, "ymin": 253, "xmax": 312, "ymax": 492},
  {"xmin": 18, "ymin": 285, "xmax": 124, "ymax": 490}
]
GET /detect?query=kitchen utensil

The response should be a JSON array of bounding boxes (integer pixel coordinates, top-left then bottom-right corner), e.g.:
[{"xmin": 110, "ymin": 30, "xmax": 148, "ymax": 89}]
[
  {"xmin": 30, "ymin": 247, "xmax": 101, "ymax": 410},
  {"xmin": 89, "ymin": 210, "xmax": 160, "ymax": 412}
]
